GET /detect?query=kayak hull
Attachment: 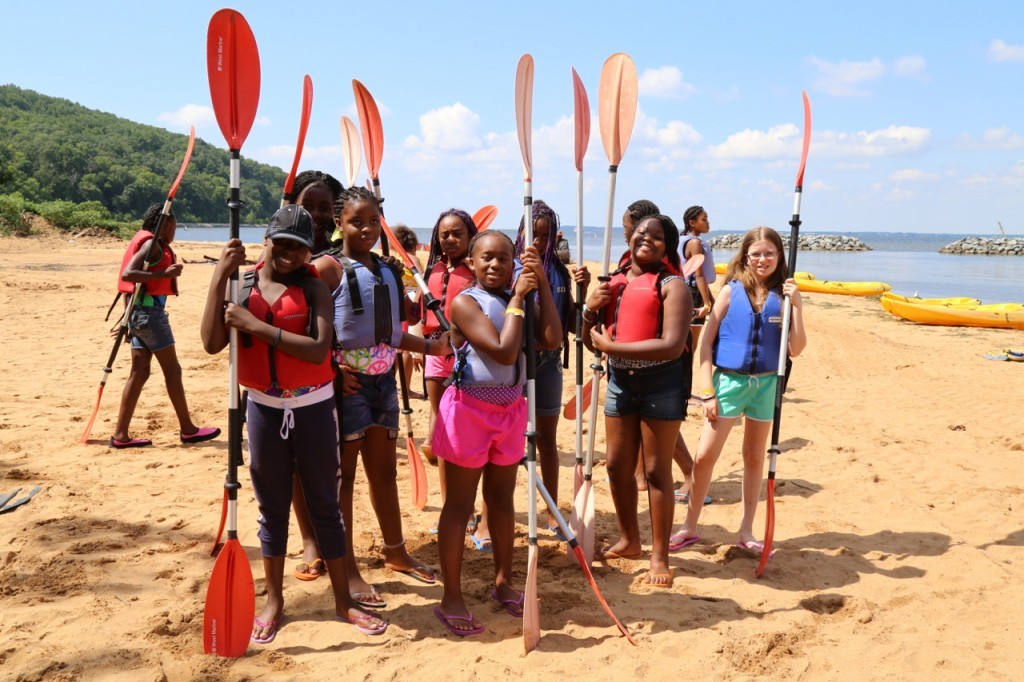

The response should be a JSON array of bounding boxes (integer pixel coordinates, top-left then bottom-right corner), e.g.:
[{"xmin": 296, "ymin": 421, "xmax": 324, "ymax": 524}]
[{"xmin": 882, "ymin": 298, "xmax": 1024, "ymax": 329}]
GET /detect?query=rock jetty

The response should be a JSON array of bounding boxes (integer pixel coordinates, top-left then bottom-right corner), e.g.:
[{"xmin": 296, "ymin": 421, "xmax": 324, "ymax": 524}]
[
  {"xmin": 708, "ymin": 233, "xmax": 871, "ymax": 251},
  {"xmin": 939, "ymin": 237, "xmax": 1024, "ymax": 255}
]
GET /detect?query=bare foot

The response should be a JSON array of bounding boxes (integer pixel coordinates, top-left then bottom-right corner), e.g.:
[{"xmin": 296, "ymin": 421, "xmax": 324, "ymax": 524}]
[{"xmin": 595, "ymin": 539, "xmax": 643, "ymax": 561}]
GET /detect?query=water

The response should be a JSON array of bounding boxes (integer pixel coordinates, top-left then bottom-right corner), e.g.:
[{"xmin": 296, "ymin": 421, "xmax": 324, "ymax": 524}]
[{"xmin": 178, "ymin": 225, "xmax": 1024, "ymax": 304}]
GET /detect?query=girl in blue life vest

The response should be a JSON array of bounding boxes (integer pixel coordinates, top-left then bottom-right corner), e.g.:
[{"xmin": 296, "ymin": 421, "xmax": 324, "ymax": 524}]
[
  {"xmin": 431, "ymin": 231, "xmax": 561, "ymax": 636},
  {"xmin": 111, "ymin": 203, "xmax": 219, "ymax": 448},
  {"xmin": 308, "ymin": 187, "xmax": 450, "ymax": 611},
  {"xmin": 200, "ymin": 205, "xmax": 387, "ymax": 644},
  {"xmin": 670, "ymin": 226, "xmax": 806, "ymax": 557},
  {"xmin": 512, "ymin": 200, "xmax": 590, "ymax": 535},
  {"xmin": 582, "ymin": 214, "xmax": 692, "ymax": 588}
]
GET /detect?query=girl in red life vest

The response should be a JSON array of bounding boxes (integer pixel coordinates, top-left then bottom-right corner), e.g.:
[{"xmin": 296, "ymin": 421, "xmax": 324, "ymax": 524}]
[
  {"xmin": 670, "ymin": 226, "xmax": 806, "ymax": 558},
  {"xmin": 110, "ymin": 203, "xmax": 219, "ymax": 448},
  {"xmin": 200, "ymin": 205, "xmax": 387, "ymax": 643},
  {"xmin": 432, "ymin": 232, "xmax": 561, "ymax": 636},
  {"xmin": 617, "ymin": 199, "xmax": 660, "ymax": 269},
  {"xmin": 308, "ymin": 187, "xmax": 449, "ymax": 611},
  {"xmin": 582, "ymin": 214, "xmax": 692, "ymax": 587}
]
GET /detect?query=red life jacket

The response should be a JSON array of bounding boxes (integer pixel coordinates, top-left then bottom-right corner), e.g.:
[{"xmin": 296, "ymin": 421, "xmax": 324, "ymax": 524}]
[
  {"xmin": 603, "ymin": 267, "xmax": 672, "ymax": 343},
  {"xmin": 117, "ymin": 230, "xmax": 178, "ymax": 296},
  {"xmin": 422, "ymin": 260, "xmax": 474, "ymax": 335},
  {"xmin": 237, "ymin": 263, "xmax": 335, "ymax": 392}
]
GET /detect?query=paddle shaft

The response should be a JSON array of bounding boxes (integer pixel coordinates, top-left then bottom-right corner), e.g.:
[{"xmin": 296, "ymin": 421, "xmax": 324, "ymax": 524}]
[
  {"xmin": 574, "ymin": 170, "xmax": 585, "ymax": 473},
  {"xmin": 226, "ymin": 151, "xmax": 243, "ymax": 540},
  {"xmin": 523, "ymin": 181, "xmax": 538, "ymax": 557}
]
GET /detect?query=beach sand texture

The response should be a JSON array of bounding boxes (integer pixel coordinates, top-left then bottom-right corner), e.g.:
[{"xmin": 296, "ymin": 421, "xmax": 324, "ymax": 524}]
[{"xmin": 1, "ymin": 228, "xmax": 1022, "ymax": 681}]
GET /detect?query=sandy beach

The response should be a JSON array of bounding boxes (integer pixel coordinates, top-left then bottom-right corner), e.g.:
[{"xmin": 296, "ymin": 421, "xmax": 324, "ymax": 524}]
[{"xmin": 1, "ymin": 225, "xmax": 1022, "ymax": 681}]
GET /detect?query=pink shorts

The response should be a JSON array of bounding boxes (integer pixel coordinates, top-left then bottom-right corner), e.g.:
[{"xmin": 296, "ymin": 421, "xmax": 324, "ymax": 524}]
[
  {"xmin": 432, "ymin": 388, "xmax": 526, "ymax": 469},
  {"xmin": 425, "ymin": 352, "xmax": 455, "ymax": 380}
]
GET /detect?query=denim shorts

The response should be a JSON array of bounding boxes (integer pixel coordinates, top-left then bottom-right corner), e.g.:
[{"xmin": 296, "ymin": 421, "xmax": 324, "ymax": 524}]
[
  {"xmin": 340, "ymin": 371, "xmax": 399, "ymax": 441},
  {"xmin": 604, "ymin": 358, "xmax": 685, "ymax": 421},
  {"xmin": 130, "ymin": 307, "xmax": 175, "ymax": 352},
  {"xmin": 534, "ymin": 349, "xmax": 563, "ymax": 418},
  {"xmin": 714, "ymin": 369, "xmax": 777, "ymax": 422}
]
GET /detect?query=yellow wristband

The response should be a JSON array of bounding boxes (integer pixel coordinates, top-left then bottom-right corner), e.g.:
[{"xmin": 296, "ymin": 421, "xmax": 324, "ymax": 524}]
[{"xmin": 506, "ymin": 307, "xmax": 525, "ymax": 318}]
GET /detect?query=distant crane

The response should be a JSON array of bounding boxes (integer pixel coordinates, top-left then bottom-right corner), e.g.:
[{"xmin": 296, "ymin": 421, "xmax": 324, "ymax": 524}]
[{"xmin": 998, "ymin": 221, "xmax": 1006, "ymax": 236}]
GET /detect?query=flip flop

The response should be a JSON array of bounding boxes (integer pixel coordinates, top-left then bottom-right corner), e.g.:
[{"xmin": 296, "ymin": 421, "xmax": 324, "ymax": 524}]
[
  {"xmin": 490, "ymin": 588, "xmax": 524, "ymax": 618},
  {"xmin": 293, "ymin": 557, "xmax": 325, "ymax": 581},
  {"xmin": 0, "ymin": 488, "xmax": 21, "ymax": 510},
  {"xmin": 351, "ymin": 586, "xmax": 387, "ymax": 610},
  {"xmin": 674, "ymin": 489, "xmax": 713, "ymax": 505},
  {"xmin": 434, "ymin": 606, "xmax": 484, "ymax": 637},
  {"xmin": 250, "ymin": 617, "xmax": 279, "ymax": 644},
  {"xmin": 0, "ymin": 486, "xmax": 41, "ymax": 514},
  {"xmin": 336, "ymin": 612, "xmax": 388, "ymax": 636},
  {"xmin": 180, "ymin": 426, "xmax": 221, "ymax": 443},
  {"xmin": 386, "ymin": 563, "xmax": 437, "ymax": 584},
  {"xmin": 736, "ymin": 540, "xmax": 776, "ymax": 558},
  {"xmin": 643, "ymin": 571, "xmax": 674, "ymax": 588},
  {"xmin": 470, "ymin": 534, "xmax": 492, "ymax": 552},
  {"xmin": 668, "ymin": 533, "xmax": 701, "ymax": 551},
  {"xmin": 109, "ymin": 437, "xmax": 151, "ymax": 449}
]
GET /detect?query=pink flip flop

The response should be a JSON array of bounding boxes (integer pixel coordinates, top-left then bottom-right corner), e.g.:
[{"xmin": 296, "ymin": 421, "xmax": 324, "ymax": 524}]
[
  {"xmin": 669, "ymin": 533, "xmax": 701, "ymax": 551},
  {"xmin": 490, "ymin": 588, "xmax": 524, "ymax": 618},
  {"xmin": 109, "ymin": 437, "xmax": 152, "ymax": 449},
  {"xmin": 736, "ymin": 540, "xmax": 776, "ymax": 558},
  {"xmin": 434, "ymin": 607, "xmax": 484, "ymax": 637},
  {"xmin": 180, "ymin": 426, "xmax": 221, "ymax": 443},
  {"xmin": 250, "ymin": 617, "xmax": 279, "ymax": 644},
  {"xmin": 336, "ymin": 612, "xmax": 388, "ymax": 636}
]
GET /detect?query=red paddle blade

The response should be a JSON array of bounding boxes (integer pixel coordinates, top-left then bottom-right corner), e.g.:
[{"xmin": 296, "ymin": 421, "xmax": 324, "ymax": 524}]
[
  {"xmin": 203, "ymin": 538, "xmax": 255, "ymax": 657},
  {"xmin": 570, "ymin": 545, "xmax": 636, "ymax": 645},
  {"xmin": 562, "ymin": 377, "xmax": 594, "ymax": 419},
  {"xmin": 352, "ymin": 79, "xmax": 384, "ymax": 179},
  {"xmin": 379, "ymin": 216, "xmax": 417, "ymax": 271},
  {"xmin": 571, "ymin": 68, "xmax": 591, "ymax": 172},
  {"xmin": 523, "ymin": 543, "xmax": 540, "ymax": 652},
  {"xmin": 211, "ymin": 488, "xmax": 228, "ymax": 557},
  {"xmin": 598, "ymin": 53, "xmax": 638, "ymax": 166},
  {"xmin": 340, "ymin": 115, "xmax": 362, "ymax": 188},
  {"xmin": 79, "ymin": 385, "xmax": 104, "ymax": 443},
  {"xmin": 168, "ymin": 126, "xmax": 197, "ymax": 199},
  {"xmin": 207, "ymin": 9, "xmax": 261, "ymax": 151},
  {"xmin": 796, "ymin": 91, "xmax": 812, "ymax": 188},
  {"xmin": 408, "ymin": 436, "xmax": 428, "ymax": 510},
  {"xmin": 515, "ymin": 54, "xmax": 534, "ymax": 180},
  {"xmin": 472, "ymin": 205, "xmax": 498, "ymax": 231},
  {"xmin": 756, "ymin": 480, "xmax": 776, "ymax": 577},
  {"xmin": 681, "ymin": 253, "xmax": 705, "ymax": 280},
  {"xmin": 283, "ymin": 74, "xmax": 314, "ymax": 197}
]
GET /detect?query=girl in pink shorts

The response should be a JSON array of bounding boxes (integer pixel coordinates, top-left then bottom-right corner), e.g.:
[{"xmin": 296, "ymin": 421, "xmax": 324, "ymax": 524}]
[{"xmin": 431, "ymin": 231, "xmax": 562, "ymax": 637}]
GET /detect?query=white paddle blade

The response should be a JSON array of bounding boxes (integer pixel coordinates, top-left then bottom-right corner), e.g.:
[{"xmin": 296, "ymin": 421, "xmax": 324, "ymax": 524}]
[{"xmin": 523, "ymin": 544, "xmax": 541, "ymax": 652}]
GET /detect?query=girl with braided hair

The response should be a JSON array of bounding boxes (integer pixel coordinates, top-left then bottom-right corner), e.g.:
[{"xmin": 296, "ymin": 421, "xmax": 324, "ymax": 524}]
[
  {"xmin": 290, "ymin": 170, "xmax": 343, "ymax": 254},
  {"xmin": 512, "ymin": 200, "xmax": 589, "ymax": 535}
]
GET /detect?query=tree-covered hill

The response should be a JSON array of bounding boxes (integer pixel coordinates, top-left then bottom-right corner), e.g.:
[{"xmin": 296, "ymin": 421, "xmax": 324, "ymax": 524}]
[{"xmin": 0, "ymin": 84, "xmax": 285, "ymax": 224}]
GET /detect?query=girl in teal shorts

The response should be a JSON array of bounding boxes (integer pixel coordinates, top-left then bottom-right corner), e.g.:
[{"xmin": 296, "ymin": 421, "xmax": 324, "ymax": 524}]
[{"xmin": 670, "ymin": 226, "xmax": 806, "ymax": 557}]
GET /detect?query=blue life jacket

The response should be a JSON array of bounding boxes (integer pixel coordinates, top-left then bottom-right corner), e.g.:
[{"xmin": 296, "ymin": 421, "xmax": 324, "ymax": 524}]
[
  {"xmin": 713, "ymin": 280, "xmax": 784, "ymax": 374},
  {"xmin": 331, "ymin": 254, "xmax": 404, "ymax": 350},
  {"xmin": 451, "ymin": 287, "xmax": 525, "ymax": 388}
]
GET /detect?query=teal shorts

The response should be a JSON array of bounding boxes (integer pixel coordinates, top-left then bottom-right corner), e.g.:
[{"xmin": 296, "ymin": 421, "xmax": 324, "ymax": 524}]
[{"xmin": 714, "ymin": 369, "xmax": 777, "ymax": 422}]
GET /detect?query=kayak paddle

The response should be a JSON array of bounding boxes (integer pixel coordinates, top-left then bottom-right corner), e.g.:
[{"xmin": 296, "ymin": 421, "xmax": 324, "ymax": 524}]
[
  {"xmin": 79, "ymin": 126, "xmax": 196, "ymax": 444},
  {"xmin": 352, "ymin": 79, "xmax": 388, "ymax": 257},
  {"xmin": 340, "ymin": 115, "xmax": 362, "ymax": 188},
  {"xmin": 515, "ymin": 52, "xmax": 541, "ymax": 653},
  {"xmin": 380, "ymin": 217, "xmax": 451, "ymax": 333},
  {"xmin": 280, "ymin": 74, "xmax": 313, "ymax": 206},
  {"xmin": 203, "ymin": 8, "xmax": 260, "ymax": 658},
  {"xmin": 472, "ymin": 204, "xmax": 499, "ymax": 231},
  {"xmin": 757, "ymin": 91, "xmax": 812, "ymax": 578},
  {"xmin": 570, "ymin": 67, "xmax": 590, "ymax": 501},
  {"xmin": 574, "ymin": 53, "xmax": 638, "ymax": 568}
]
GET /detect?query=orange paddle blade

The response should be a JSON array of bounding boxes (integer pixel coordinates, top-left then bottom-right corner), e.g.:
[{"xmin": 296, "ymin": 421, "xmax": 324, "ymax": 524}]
[
  {"xmin": 514, "ymin": 54, "xmax": 534, "ymax": 180},
  {"xmin": 203, "ymin": 538, "xmax": 255, "ymax": 657},
  {"xmin": 340, "ymin": 116, "xmax": 361, "ymax": 188},
  {"xmin": 169, "ymin": 127, "xmax": 196, "ymax": 199},
  {"xmin": 597, "ymin": 53, "xmax": 638, "ymax": 166},
  {"xmin": 408, "ymin": 436, "xmax": 428, "ymax": 510},
  {"xmin": 379, "ymin": 217, "xmax": 418, "ymax": 272},
  {"xmin": 796, "ymin": 91, "xmax": 812, "ymax": 188},
  {"xmin": 681, "ymin": 253, "xmax": 705, "ymax": 279},
  {"xmin": 283, "ymin": 75, "xmax": 313, "ymax": 198},
  {"xmin": 352, "ymin": 79, "xmax": 384, "ymax": 179},
  {"xmin": 571, "ymin": 68, "xmax": 591, "ymax": 172},
  {"xmin": 562, "ymin": 377, "xmax": 594, "ymax": 419},
  {"xmin": 523, "ymin": 543, "xmax": 540, "ymax": 652},
  {"xmin": 473, "ymin": 205, "xmax": 498, "ymax": 231},
  {"xmin": 756, "ymin": 480, "xmax": 776, "ymax": 577},
  {"xmin": 206, "ymin": 9, "xmax": 261, "ymax": 150},
  {"xmin": 79, "ymin": 385, "xmax": 104, "ymax": 443}
]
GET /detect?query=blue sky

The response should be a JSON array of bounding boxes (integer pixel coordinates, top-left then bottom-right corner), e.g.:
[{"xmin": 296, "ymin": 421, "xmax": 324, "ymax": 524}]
[{"xmin": 3, "ymin": 1, "xmax": 1024, "ymax": 234}]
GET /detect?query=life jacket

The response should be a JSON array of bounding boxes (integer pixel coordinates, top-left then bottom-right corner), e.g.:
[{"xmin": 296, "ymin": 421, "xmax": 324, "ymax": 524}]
[
  {"xmin": 422, "ymin": 260, "xmax": 474, "ymax": 335},
  {"xmin": 450, "ymin": 287, "xmax": 524, "ymax": 388},
  {"xmin": 679, "ymin": 234, "xmax": 716, "ymax": 287},
  {"xmin": 331, "ymin": 253, "xmax": 405, "ymax": 350},
  {"xmin": 117, "ymin": 230, "xmax": 177, "ymax": 297},
  {"xmin": 237, "ymin": 263, "xmax": 334, "ymax": 392},
  {"xmin": 603, "ymin": 266, "xmax": 674, "ymax": 344},
  {"xmin": 713, "ymin": 280, "xmax": 784, "ymax": 374}
]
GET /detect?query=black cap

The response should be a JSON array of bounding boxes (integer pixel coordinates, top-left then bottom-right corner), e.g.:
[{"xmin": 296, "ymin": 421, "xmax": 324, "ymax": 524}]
[{"xmin": 266, "ymin": 205, "xmax": 314, "ymax": 249}]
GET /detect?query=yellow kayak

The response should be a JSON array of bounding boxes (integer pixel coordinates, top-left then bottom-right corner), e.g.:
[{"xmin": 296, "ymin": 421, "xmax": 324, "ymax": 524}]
[
  {"xmin": 882, "ymin": 292, "xmax": 982, "ymax": 307},
  {"xmin": 713, "ymin": 262, "xmax": 815, "ymax": 280},
  {"xmin": 883, "ymin": 298, "xmax": 1024, "ymax": 330},
  {"xmin": 796, "ymin": 279, "xmax": 891, "ymax": 296}
]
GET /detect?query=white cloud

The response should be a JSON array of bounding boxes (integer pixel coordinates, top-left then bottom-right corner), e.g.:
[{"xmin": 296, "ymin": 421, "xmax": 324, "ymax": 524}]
[
  {"xmin": 711, "ymin": 123, "xmax": 801, "ymax": 159},
  {"xmin": 404, "ymin": 102, "xmax": 482, "ymax": 152},
  {"xmin": 889, "ymin": 168, "xmax": 937, "ymax": 182},
  {"xmin": 892, "ymin": 55, "xmax": 928, "ymax": 80},
  {"xmin": 655, "ymin": 120, "xmax": 702, "ymax": 146},
  {"xmin": 988, "ymin": 39, "xmax": 1024, "ymax": 62},
  {"xmin": 158, "ymin": 103, "xmax": 217, "ymax": 129},
  {"xmin": 957, "ymin": 127, "xmax": 1024, "ymax": 150},
  {"xmin": 638, "ymin": 66, "xmax": 696, "ymax": 99},
  {"xmin": 808, "ymin": 56, "xmax": 886, "ymax": 97},
  {"xmin": 814, "ymin": 126, "xmax": 931, "ymax": 157}
]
